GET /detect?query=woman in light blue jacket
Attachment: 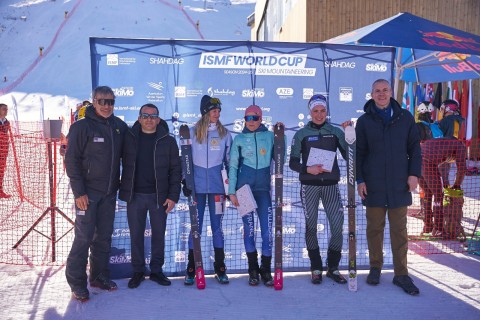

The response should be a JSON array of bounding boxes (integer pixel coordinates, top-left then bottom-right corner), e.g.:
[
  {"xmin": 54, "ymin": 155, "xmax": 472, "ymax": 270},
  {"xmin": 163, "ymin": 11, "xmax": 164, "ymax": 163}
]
[{"xmin": 184, "ymin": 95, "xmax": 232, "ymax": 285}]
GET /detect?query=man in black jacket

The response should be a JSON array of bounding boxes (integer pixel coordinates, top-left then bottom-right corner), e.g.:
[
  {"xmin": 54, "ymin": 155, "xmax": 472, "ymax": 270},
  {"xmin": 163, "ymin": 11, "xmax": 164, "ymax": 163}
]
[
  {"xmin": 65, "ymin": 86, "xmax": 128, "ymax": 301},
  {"xmin": 356, "ymin": 79, "xmax": 421, "ymax": 296},
  {"xmin": 119, "ymin": 103, "xmax": 181, "ymax": 289}
]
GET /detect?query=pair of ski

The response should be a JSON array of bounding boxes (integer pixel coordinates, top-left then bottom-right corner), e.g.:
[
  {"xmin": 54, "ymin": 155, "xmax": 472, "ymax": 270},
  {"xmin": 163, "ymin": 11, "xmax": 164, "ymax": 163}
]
[
  {"xmin": 180, "ymin": 124, "xmax": 357, "ymax": 292},
  {"xmin": 179, "ymin": 123, "xmax": 286, "ymax": 290}
]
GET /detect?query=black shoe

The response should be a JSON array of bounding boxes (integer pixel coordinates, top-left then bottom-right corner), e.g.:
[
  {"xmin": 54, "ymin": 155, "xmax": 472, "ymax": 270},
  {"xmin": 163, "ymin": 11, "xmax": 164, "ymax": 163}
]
[
  {"xmin": 128, "ymin": 272, "xmax": 145, "ymax": 289},
  {"xmin": 71, "ymin": 287, "xmax": 89, "ymax": 301},
  {"xmin": 150, "ymin": 272, "xmax": 171, "ymax": 286},
  {"xmin": 259, "ymin": 267, "xmax": 274, "ymax": 287},
  {"xmin": 366, "ymin": 267, "xmax": 381, "ymax": 285},
  {"xmin": 311, "ymin": 270, "xmax": 322, "ymax": 284},
  {"xmin": 90, "ymin": 275, "xmax": 118, "ymax": 291},
  {"xmin": 248, "ymin": 269, "xmax": 260, "ymax": 286},
  {"xmin": 393, "ymin": 275, "xmax": 420, "ymax": 295},
  {"xmin": 326, "ymin": 269, "xmax": 347, "ymax": 284}
]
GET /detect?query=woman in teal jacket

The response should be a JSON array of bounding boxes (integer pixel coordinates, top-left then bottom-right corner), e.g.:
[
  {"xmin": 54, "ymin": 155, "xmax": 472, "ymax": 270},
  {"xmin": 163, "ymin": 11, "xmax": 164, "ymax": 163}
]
[{"xmin": 229, "ymin": 105, "xmax": 277, "ymax": 287}]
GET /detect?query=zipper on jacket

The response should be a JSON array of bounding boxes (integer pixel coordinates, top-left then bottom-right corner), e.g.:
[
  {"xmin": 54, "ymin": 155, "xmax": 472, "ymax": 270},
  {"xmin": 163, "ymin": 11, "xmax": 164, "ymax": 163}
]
[{"xmin": 106, "ymin": 123, "xmax": 115, "ymax": 195}]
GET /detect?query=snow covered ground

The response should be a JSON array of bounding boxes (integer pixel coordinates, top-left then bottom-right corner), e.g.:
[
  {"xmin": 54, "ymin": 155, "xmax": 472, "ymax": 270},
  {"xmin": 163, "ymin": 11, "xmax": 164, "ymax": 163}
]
[
  {"xmin": 0, "ymin": 253, "xmax": 479, "ymax": 319},
  {"xmin": 0, "ymin": 1, "xmax": 479, "ymax": 319}
]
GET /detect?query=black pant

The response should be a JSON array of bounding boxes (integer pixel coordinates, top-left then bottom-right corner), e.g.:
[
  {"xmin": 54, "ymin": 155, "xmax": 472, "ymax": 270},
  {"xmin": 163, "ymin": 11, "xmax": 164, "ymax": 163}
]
[
  {"xmin": 127, "ymin": 193, "xmax": 168, "ymax": 274},
  {"xmin": 65, "ymin": 191, "xmax": 116, "ymax": 290}
]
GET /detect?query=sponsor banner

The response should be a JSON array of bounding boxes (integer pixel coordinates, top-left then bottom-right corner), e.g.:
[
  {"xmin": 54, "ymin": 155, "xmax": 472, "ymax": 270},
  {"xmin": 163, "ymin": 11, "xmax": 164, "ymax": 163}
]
[{"xmin": 91, "ymin": 39, "xmax": 395, "ymax": 278}]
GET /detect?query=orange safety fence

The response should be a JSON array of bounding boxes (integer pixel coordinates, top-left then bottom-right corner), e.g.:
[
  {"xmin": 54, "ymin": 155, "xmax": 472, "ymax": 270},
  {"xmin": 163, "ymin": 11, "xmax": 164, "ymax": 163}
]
[{"xmin": 0, "ymin": 121, "xmax": 479, "ymax": 268}]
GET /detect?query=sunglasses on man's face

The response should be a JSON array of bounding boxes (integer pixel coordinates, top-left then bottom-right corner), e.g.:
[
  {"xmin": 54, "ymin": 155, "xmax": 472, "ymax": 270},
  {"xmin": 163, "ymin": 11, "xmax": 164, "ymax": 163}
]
[
  {"xmin": 95, "ymin": 98, "xmax": 115, "ymax": 106},
  {"xmin": 244, "ymin": 115, "xmax": 260, "ymax": 122},
  {"xmin": 140, "ymin": 113, "xmax": 159, "ymax": 120}
]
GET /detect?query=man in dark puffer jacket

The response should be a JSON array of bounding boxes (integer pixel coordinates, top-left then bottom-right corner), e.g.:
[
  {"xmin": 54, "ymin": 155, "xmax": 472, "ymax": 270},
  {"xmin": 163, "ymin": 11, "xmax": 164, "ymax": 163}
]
[{"xmin": 356, "ymin": 79, "xmax": 421, "ymax": 296}]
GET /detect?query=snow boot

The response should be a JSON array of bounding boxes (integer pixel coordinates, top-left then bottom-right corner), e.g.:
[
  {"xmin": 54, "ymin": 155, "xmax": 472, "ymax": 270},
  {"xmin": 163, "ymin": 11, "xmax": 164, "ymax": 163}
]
[
  {"xmin": 247, "ymin": 251, "xmax": 260, "ymax": 286},
  {"xmin": 326, "ymin": 249, "xmax": 346, "ymax": 284},
  {"xmin": 259, "ymin": 255, "xmax": 274, "ymax": 287},
  {"xmin": 214, "ymin": 247, "xmax": 229, "ymax": 284},
  {"xmin": 308, "ymin": 248, "xmax": 323, "ymax": 284},
  {"xmin": 184, "ymin": 249, "xmax": 195, "ymax": 286}
]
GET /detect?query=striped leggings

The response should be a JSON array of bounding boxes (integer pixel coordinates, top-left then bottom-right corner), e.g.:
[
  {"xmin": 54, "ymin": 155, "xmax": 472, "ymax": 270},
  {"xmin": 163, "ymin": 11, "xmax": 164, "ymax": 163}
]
[{"xmin": 301, "ymin": 184, "xmax": 344, "ymax": 251}]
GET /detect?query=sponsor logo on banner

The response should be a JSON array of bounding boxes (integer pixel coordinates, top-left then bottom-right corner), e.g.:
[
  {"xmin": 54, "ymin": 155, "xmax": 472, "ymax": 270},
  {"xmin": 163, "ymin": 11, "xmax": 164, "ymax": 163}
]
[
  {"xmin": 242, "ymin": 88, "xmax": 265, "ymax": 98},
  {"xmin": 366, "ymin": 62, "xmax": 388, "ymax": 72},
  {"xmin": 283, "ymin": 243, "xmax": 294, "ymax": 264},
  {"xmin": 112, "ymin": 228, "xmax": 130, "ymax": 237},
  {"xmin": 283, "ymin": 225, "xmax": 296, "ymax": 235},
  {"xmin": 175, "ymin": 86, "xmax": 203, "ymax": 98},
  {"xmin": 113, "ymin": 87, "xmax": 134, "ymax": 97},
  {"xmin": 174, "ymin": 251, "xmax": 186, "ymax": 263},
  {"xmin": 324, "ymin": 61, "xmax": 356, "ymax": 69},
  {"xmin": 339, "ymin": 87, "xmax": 353, "ymax": 102},
  {"xmin": 276, "ymin": 87, "xmax": 294, "ymax": 98},
  {"xmin": 146, "ymin": 82, "xmax": 165, "ymax": 103},
  {"xmin": 149, "ymin": 57, "xmax": 185, "ymax": 65},
  {"xmin": 207, "ymin": 87, "xmax": 235, "ymax": 96},
  {"xmin": 107, "ymin": 54, "xmax": 136, "ymax": 66},
  {"xmin": 303, "ymin": 88, "xmax": 313, "ymax": 99},
  {"xmin": 109, "ymin": 254, "xmax": 131, "ymax": 264},
  {"xmin": 175, "ymin": 86, "xmax": 186, "ymax": 98},
  {"xmin": 199, "ymin": 52, "xmax": 316, "ymax": 77},
  {"xmin": 365, "ymin": 93, "xmax": 372, "ymax": 100},
  {"xmin": 107, "ymin": 54, "xmax": 118, "ymax": 66}
]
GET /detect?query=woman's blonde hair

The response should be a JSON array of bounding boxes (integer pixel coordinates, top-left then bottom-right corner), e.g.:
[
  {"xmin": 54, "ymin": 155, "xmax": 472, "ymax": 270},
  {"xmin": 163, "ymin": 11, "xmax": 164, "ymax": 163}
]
[{"xmin": 194, "ymin": 112, "xmax": 228, "ymax": 144}]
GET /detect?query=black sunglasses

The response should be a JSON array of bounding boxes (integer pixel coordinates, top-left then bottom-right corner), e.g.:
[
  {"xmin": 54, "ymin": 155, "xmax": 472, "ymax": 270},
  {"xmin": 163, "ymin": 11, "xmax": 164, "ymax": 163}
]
[
  {"xmin": 95, "ymin": 98, "xmax": 115, "ymax": 106},
  {"xmin": 140, "ymin": 113, "xmax": 159, "ymax": 120},
  {"xmin": 244, "ymin": 115, "xmax": 260, "ymax": 122}
]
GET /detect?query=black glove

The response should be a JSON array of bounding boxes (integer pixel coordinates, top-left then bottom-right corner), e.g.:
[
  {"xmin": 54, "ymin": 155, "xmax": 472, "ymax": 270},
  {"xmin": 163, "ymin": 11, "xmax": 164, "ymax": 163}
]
[{"xmin": 181, "ymin": 179, "xmax": 192, "ymax": 197}]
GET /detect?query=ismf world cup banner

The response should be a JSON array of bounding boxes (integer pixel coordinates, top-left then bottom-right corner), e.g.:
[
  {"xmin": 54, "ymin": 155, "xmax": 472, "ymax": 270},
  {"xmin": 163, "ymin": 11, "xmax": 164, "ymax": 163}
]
[{"xmin": 90, "ymin": 38, "xmax": 395, "ymax": 278}]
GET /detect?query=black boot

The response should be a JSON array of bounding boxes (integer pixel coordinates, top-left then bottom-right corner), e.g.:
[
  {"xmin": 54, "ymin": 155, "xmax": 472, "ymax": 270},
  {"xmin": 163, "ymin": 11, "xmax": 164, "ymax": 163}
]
[
  {"xmin": 308, "ymin": 248, "xmax": 323, "ymax": 284},
  {"xmin": 326, "ymin": 249, "xmax": 346, "ymax": 284},
  {"xmin": 184, "ymin": 249, "xmax": 195, "ymax": 286},
  {"xmin": 214, "ymin": 247, "xmax": 229, "ymax": 284},
  {"xmin": 246, "ymin": 251, "xmax": 260, "ymax": 286},
  {"xmin": 259, "ymin": 255, "xmax": 274, "ymax": 287}
]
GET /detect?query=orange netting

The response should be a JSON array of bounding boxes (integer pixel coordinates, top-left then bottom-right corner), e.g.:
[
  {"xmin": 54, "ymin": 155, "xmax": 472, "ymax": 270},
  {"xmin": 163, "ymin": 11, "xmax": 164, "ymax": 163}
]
[{"xmin": 0, "ymin": 121, "xmax": 479, "ymax": 267}]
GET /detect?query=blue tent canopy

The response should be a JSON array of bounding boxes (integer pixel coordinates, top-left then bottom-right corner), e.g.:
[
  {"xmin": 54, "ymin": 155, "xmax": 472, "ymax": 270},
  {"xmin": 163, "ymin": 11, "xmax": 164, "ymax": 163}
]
[{"xmin": 325, "ymin": 12, "xmax": 480, "ymax": 92}]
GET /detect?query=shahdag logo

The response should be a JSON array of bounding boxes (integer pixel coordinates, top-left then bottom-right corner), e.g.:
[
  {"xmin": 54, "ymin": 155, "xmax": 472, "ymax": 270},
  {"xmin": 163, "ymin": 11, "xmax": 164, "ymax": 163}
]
[
  {"xmin": 106, "ymin": 54, "xmax": 118, "ymax": 66},
  {"xmin": 175, "ymin": 86, "xmax": 186, "ymax": 98},
  {"xmin": 303, "ymin": 88, "xmax": 314, "ymax": 99},
  {"xmin": 148, "ymin": 82, "xmax": 164, "ymax": 91},
  {"xmin": 324, "ymin": 60, "xmax": 356, "ymax": 69},
  {"xmin": 113, "ymin": 87, "xmax": 134, "ymax": 97},
  {"xmin": 366, "ymin": 62, "xmax": 387, "ymax": 72},
  {"xmin": 207, "ymin": 87, "xmax": 235, "ymax": 96}
]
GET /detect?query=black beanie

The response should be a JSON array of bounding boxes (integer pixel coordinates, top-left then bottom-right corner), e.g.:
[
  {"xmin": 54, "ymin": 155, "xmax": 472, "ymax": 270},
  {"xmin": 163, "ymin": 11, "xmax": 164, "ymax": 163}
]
[{"xmin": 200, "ymin": 95, "xmax": 221, "ymax": 116}]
